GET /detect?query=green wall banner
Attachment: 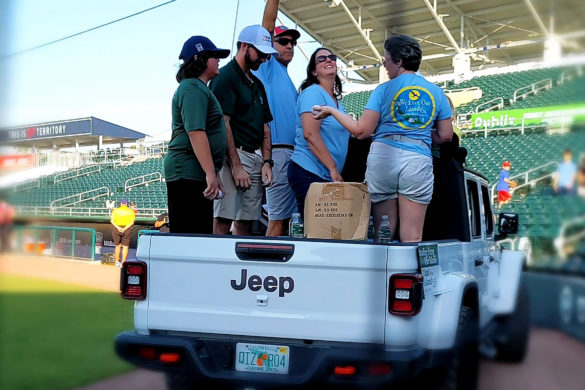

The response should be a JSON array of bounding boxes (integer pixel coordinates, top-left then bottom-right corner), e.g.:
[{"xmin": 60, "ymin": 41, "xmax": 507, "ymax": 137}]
[{"xmin": 471, "ymin": 104, "xmax": 585, "ymax": 129}]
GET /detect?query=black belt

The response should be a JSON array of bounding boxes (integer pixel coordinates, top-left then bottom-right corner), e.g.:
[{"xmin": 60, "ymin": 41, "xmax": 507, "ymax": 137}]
[
  {"xmin": 237, "ymin": 145, "xmax": 257, "ymax": 153},
  {"xmin": 272, "ymin": 144, "xmax": 294, "ymax": 150}
]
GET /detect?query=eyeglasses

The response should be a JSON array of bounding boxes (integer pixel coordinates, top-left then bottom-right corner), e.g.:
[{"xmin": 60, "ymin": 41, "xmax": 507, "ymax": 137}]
[
  {"xmin": 315, "ymin": 54, "xmax": 337, "ymax": 64},
  {"xmin": 250, "ymin": 45, "xmax": 271, "ymax": 60},
  {"xmin": 275, "ymin": 37, "xmax": 297, "ymax": 47}
]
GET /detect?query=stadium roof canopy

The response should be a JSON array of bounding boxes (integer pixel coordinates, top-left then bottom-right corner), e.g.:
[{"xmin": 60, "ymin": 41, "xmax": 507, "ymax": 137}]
[
  {"xmin": 0, "ymin": 117, "xmax": 146, "ymax": 149},
  {"xmin": 279, "ymin": 0, "xmax": 585, "ymax": 82}
]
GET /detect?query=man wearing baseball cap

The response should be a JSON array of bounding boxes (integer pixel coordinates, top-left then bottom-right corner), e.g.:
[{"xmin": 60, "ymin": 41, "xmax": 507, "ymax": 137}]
[
  {"xmin": 253, "ymin": 0, "xmax": 302, "ymax": 237},
  {"xmin": 497, "ymin": 161, "xmax": 514, "ymax": 207},
  {"xmin": 211, "ymin": 25, "xmax": 278, "ymax": 236}
]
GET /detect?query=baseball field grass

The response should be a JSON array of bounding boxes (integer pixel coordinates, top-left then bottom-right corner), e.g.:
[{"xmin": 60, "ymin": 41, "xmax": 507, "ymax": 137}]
[{"xmin": 0, "ymin": 273, "xmax": 135, "ymax": 390}]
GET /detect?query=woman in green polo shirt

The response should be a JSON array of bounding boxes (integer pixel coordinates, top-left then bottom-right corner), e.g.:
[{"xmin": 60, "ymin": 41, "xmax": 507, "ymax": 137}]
[{"xmin": 164, "ymin": 36, "xmax": 230, "ymax": 234}]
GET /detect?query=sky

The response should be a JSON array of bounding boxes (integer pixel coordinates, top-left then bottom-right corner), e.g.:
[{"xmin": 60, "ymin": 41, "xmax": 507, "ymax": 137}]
[{"xmin": 1, "ymin": 0, "xmax": 331, "ymax": 140}]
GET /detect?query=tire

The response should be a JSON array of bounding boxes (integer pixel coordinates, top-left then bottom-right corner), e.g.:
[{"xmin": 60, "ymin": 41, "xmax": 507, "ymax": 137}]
[
  {"xmin": 430, "ymin": 306, "xmax": 479, "ymax": 390},
  {"xmin": 494, "ymin": 284, "xmax": 530, "ymax": 362}
]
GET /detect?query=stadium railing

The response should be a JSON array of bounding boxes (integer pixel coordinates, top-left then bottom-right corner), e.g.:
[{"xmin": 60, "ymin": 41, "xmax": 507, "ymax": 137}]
[
  {"xmin": 124, "ymin": 172, "xmax": 163, "ymax": 191},
  {"xmin": 50, "ymin": 186, "xmax": 111, "ymax": 208},
  {"xmin": 15, "ymin": 206, "xmax": 167, "ymax": 220},
  {"xmin": 14, "ymin": 225, "xmax": 97, "ymax": 261},
  {"xmin": 490, "ymin": 161, "xmax": 559, "ymax": 202},
  {"xmin": 512, "ymin": 78, "xmax": 554, "ymax": 103},
  {"xmin": 554, "ymin": 215, "xmax": 585, "ymax": 260}
]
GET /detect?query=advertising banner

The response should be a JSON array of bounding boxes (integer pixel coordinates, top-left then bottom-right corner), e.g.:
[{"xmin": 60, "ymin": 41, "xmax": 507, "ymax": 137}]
[
  {"xmin": 0, "ymin": 154, "xmax": 36, "ymax": 170},
  {"xmin": 470, "ymin": 104, "xmax": 585, "ymax": 129},
  {"xmin": 0, "ymin": 119, "xmax": 91, "ymax": 142}
]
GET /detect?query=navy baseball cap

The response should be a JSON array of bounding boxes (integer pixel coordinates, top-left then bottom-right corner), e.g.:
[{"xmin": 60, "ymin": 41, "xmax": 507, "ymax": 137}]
[
  {"xmin": 120, "ymin": 198, "xmax": 129, "ymax": 205},
  {"xmin": 179, "ymin": 36, "xmax": 230, "ymax": 61}
]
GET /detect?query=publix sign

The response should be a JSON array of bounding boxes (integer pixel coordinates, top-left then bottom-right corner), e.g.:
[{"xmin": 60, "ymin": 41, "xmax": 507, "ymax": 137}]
[{"xmin": 471, "ymin": 104, "xmax": 585, "ymax": 129}]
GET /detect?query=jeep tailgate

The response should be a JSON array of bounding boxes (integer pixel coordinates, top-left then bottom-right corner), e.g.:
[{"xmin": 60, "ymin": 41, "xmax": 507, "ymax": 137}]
[{"xmin": 144, "ymin": 235, "xmax": 389, "ymax": 343}]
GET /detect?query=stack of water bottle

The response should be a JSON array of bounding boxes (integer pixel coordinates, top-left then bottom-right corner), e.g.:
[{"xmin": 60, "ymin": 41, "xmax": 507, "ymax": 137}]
[
  {"xmin": 367, "ymin": 215, "xmax": 392, "ymax": 243},
  {"xmin": 289, "ymin": 213, "xmax": 391, "ymax": 243},
  {"xmin": 289, "ymin": 213, "xmax": 304, "ymax": 238}
]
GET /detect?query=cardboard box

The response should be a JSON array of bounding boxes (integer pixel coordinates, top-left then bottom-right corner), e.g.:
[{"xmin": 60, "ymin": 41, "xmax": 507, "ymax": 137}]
[{"xmin": 304, "ymin": 182, "xmax": 371, "ymax": 240}]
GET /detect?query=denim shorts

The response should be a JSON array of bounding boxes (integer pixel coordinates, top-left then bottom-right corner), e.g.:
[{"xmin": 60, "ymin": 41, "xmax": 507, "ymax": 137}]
[
  {"xmin": 265, "ymin": 148, "xmax": 298, "ymax": 220},
  {"xmin": 288, "ymin": 161, "xmax": 327, "ymax": 220},
  {"xmin": 365, "ymin": 141, "xmax": 434, "ymax": 204}
]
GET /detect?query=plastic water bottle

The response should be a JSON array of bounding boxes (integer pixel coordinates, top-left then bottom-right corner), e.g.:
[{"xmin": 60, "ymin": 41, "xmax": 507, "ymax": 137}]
[
  {"xmin": 376, "ymin": 215, "xmax": 392, "ymax": 244},
  {"xmin": 289, "ymin": 213, "xmax": 304, "ymax": 238},
  {"xmin": 367, "ymin": 216, "xmax": 375, "ymax": 242}
]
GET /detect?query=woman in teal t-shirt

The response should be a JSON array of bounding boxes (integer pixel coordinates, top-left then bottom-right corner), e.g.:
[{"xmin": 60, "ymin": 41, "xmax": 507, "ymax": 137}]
[
  {"xmin": 164, "ymin": 36, "xmax": 230, "ymax": 234},
  {"xmin": 312, "ymin": 36, "xmax": 453, "ymax": 243},
  {"xmin": 288, "ymin": 47, "xmax": 349, "ymax": 219}
]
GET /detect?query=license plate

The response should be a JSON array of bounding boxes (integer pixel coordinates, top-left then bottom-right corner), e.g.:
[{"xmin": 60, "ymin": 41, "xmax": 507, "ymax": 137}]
[{"xmin": 235, "ymin": 343, "xmax": 290, "ymax": 374}]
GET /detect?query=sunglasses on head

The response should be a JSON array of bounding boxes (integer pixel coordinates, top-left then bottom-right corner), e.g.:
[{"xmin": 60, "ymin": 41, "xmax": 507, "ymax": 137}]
[
  {"xmin": 250, "ymin": 45, "xmax": 271, "ymax": 60},
  {"xmin": 315, "ymin": 54, "xmax": 337, "ymax": 64},
  {"xmin": 275, "ymin": 37, "xmax": 297, "ymax": 46}
]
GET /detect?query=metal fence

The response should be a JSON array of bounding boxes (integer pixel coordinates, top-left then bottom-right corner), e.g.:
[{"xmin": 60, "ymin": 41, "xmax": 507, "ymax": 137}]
[{"xmin": 14, "ymin": 225, "xmax": 98, "ymax": 261}]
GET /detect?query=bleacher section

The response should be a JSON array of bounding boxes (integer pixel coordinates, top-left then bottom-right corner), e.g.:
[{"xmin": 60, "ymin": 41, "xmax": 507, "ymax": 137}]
[
  {"xmin": 513, "ymin": 76, "xmax": 585, "ymax": 109},
  {"xmin": 453, "ymin": 67, "xmax": 567, "ymax": 113},
  {"xmin": 463, "ymin": 130, "xmax": 585, "ymax": 184},
  {"xmin": 463, "ymin": 129, "xmax": 585, "ymax": 253},
  {"xmin": 9, "ymin": 157, "xmax": 166, "ymax": 213},
  {"xmin": 341, "ymin": 66, "xmax": 583, "ymax": 119},
  {"xmin": 342, "ymin": 90, "xmax": 372, "ymax": 119}
]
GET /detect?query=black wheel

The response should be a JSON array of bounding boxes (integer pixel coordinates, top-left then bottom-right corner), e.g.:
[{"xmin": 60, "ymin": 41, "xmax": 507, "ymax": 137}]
[
  {"xmin": 494, "ymin": 284, "xmax": 530, "ymax": 362},
  {"xmin": 427, "ymin": 306, "xmax": 479, "ymax": 390}
]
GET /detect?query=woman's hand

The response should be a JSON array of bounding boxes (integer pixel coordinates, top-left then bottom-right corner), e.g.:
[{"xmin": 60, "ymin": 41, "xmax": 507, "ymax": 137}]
[
  {"xmin": 329, "ymin": 166, "xmax": 343, "ymax": 182},
  {"xmin": 312, "ymin": 105, "xmax": 333, "ymax": 120}
]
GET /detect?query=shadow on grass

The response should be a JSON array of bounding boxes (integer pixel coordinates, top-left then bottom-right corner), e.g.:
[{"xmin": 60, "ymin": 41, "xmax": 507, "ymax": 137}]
[{"xmin": 0, "ymin": 288, "xmax": 135, "ymax": 390}]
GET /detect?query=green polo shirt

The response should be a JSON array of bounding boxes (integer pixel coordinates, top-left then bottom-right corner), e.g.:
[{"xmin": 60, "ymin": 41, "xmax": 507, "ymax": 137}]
[
  {"xmin": 211, "ymin": 59, "xmax": 273, "ymax": 150},
  {"xmin": 164, "ymin": 78, "xmax": 226, "ymax": 182}
]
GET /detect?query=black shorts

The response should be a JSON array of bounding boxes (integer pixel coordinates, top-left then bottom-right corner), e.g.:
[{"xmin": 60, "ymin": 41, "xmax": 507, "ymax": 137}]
[{"xmin": 112, "ymin": 226, "xmax": 133, "ymax": 246}]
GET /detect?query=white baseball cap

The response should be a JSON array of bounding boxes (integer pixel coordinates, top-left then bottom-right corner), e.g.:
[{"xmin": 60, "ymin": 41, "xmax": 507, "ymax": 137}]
[{"xmin": 238, "ymin": 25, "xmax": 279, "ymax": 56}]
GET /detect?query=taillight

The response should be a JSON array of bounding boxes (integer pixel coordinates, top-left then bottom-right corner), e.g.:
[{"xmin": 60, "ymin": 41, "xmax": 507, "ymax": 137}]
[
  {"xmin": 120, "ymin": 261, "xmax": 147, "ymax": 300},
  {"xmin": 389, "ymin": 273, "xmax": 423, "ymax": 316}
]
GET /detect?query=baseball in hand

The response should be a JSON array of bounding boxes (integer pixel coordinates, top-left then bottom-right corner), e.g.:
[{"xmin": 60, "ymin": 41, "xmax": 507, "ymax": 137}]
[{"xmin": 312, "ymin": 105, "xmax": 322, "ymax": 116}]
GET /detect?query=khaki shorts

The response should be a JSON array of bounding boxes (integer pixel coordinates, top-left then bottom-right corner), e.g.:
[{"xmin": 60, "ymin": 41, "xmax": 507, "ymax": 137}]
[
  {"xmin": 214, "ymin": 149, "xmax": 264, "ymax": 221},
  {"xmin": 365, "ymin": 141, "xmax": 434, "ymax": 204}
]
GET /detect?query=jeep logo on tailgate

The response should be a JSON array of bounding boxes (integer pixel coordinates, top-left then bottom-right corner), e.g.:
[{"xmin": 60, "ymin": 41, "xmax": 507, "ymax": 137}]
[{"xmin": 231, "ymin": 269, "xmax": 294, "ymax": 297}]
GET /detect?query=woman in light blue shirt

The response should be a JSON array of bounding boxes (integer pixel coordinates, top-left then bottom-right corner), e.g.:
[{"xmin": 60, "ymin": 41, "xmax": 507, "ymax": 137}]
[
  {"xmin": 313, "ymin": 36, "xmax": 453, "ymax": 242},
  {"xmin": 288, "ymin": 47, "xmax": 349, "ymax": 219}
]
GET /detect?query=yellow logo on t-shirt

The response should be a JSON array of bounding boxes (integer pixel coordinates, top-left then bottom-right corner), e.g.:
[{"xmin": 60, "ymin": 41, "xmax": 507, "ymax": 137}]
[
  {"xmin": 390, "ymin": 86, "xmax": 436, "ymax": 129},
  {"xmin": 409, "ymin": 90, "xmax": 420, "ymax": 101}
]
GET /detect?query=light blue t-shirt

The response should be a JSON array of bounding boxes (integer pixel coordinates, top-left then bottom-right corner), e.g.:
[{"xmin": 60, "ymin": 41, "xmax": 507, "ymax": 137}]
[
  {"xmin": 557, "ymin": 161, "xmax": 577, "ymax": 188},
  {"xmin": 253, "ymin": 56, "xmax": 298, "ymax": 146},
  {"xmin": 365, "ymin": 73, "xmax": 452, "ymax": 158},
  {"xmin": 291, "ymin": 84, "xmax": 349, "ymax": 180}
]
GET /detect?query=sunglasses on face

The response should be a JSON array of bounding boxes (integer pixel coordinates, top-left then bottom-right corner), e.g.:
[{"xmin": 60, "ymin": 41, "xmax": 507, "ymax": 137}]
[
  {"xmin": 250, "ymin": 45, "xmax": 271, "ymax": 60},
  {"xmin": 275, "ymin": 37, "xmax": 297, "ymax": 46},
  {"xmin": 315, "ymin": 54, "xmax": 337, "ymax": 64}
]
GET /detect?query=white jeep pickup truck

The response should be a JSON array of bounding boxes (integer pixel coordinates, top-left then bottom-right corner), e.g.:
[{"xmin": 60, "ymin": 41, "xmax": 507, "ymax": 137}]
[{"xmin": 115, "ymin": 166, "xmax": 529, "ymax": 390}]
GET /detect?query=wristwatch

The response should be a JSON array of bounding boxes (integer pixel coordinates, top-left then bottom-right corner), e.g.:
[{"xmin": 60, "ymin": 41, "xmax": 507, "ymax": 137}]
[{"xmin": 263, "ymin": 159, "xmax": 274, "ymax": 167}]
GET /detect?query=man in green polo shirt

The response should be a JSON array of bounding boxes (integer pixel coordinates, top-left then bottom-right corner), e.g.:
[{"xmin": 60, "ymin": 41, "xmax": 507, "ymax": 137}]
[{"xmin": 211, "ymin": 25, "xmax": 278, "ymax": 236}]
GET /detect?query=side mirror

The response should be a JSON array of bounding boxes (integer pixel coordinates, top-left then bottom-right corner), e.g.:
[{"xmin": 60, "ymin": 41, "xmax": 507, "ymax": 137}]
[{"xmin": 498, "ymin": 213, "xmax": 519, "ymax": 236}]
